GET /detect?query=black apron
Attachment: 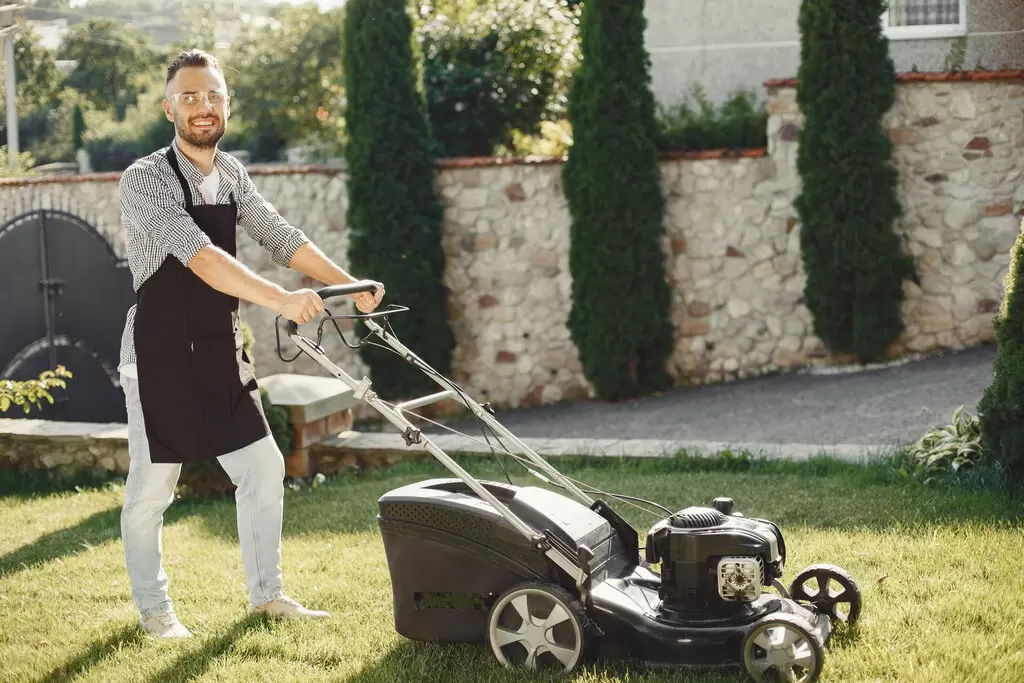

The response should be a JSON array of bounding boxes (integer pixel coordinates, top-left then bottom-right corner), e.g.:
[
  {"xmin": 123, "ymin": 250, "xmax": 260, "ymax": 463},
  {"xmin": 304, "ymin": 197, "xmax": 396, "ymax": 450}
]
[{"xmin": 133, "ymin": 146, "xmax": 269, "ymax": 464}]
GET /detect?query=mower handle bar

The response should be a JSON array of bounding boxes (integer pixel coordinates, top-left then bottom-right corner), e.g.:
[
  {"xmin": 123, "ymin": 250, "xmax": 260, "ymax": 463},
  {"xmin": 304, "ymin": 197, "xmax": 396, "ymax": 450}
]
[{"xmin": 285, "ymin": 281, "xmax": 380, "ymax": 336}]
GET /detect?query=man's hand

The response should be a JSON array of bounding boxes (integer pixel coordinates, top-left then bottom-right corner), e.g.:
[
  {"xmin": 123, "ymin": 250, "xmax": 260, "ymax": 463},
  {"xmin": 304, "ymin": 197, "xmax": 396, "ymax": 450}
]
[
  {"xmin": 275, "ymin": 289, "xmax": 325, "ymax": 324},
  {"xmin": 352, "ymin": 281, "xmax": 385, "ymax": 313}
]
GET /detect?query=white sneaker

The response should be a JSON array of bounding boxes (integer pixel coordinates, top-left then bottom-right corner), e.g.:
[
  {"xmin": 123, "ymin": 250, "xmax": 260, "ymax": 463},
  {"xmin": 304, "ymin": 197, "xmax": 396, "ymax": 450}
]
[
  {"xmin": 251, "ymin": 595, "xmax": 330, "ymax": 620},
  {"xmin": 140, "ymin": 610, "xmax": 192, "ymax": 638}
]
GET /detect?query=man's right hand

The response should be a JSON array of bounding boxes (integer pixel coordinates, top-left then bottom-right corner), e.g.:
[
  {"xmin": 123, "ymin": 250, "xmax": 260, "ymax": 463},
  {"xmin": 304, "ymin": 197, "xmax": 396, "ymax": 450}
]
[{"xmin": 275, "ymin": 289, "xmax": 325, "ymax": 325}]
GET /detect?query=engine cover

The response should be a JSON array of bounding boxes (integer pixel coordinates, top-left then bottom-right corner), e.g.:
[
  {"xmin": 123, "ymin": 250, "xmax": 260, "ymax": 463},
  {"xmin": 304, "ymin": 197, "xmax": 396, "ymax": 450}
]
[{"xmin": 645, "ymin": 501, "xmax": 784, "ymax": 613}]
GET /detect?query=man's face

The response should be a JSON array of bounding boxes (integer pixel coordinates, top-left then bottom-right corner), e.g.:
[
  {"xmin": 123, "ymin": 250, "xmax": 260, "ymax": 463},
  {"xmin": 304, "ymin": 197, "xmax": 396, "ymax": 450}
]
[{"xmin": 164, "ymin": 66, "xmax": 230, "ymax": 150}]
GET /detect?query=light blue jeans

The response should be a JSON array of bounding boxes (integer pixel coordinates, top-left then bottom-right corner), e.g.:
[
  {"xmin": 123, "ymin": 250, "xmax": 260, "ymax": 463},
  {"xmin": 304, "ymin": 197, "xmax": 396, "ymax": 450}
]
[{"xmin": 120, "ymin": 374, "xmax": 286, "ymax": 618}]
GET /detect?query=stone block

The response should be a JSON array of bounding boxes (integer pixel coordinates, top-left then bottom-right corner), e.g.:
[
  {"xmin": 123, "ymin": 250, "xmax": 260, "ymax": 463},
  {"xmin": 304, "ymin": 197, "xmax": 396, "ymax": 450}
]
[
  {"xmin": 983, "ymin": 201, "xmax": 1013, "ymax": 217},
  {"xmin": 327, "ymin": 410, "xmax": 354, "ymax": 434},
  {"xmin": 294, "ymin": 418, "xmax": 327, "ymax": 449},
  {"xmin": 285, "ymin": 449, "xmax": 311, "ymax": 479},
  {"xmin": 679, "ymin": 319, "xmax": 710, "ymax": 337},
  {"xmin": 259, "ymin": 373, "xmax": 359, "ymax": 424}
]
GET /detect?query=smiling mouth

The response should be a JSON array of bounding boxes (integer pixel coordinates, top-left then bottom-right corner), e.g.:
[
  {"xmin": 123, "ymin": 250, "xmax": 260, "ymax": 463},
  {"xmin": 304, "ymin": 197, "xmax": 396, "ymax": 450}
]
[{"xmin": 191, "ymin": 118, "xmax": 217, "ymax": 129}]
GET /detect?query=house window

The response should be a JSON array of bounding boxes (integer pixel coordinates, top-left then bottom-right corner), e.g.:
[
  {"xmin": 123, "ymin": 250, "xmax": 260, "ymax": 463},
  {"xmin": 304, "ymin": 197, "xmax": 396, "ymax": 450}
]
[{"xmin": 882, "ymin": 0, "xmax": 967, "ymax": 40}]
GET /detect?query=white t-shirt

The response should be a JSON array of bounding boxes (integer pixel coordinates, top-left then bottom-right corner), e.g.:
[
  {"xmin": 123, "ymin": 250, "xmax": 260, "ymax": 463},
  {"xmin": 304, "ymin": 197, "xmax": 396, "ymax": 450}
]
[
  {"xmin": 199, "ymin": 167, "xmax": 220, "ymax": 204},
  {"xmin": 120, "ymin": 168, "xmax": 222, "ymax": 382}
]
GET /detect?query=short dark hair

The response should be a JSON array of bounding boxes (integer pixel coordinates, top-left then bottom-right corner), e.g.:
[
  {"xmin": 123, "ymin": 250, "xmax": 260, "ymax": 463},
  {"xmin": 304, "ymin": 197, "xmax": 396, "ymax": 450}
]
[{"xmin": 166, "ymin": 49, "xmax": 222, "ymax": 85}]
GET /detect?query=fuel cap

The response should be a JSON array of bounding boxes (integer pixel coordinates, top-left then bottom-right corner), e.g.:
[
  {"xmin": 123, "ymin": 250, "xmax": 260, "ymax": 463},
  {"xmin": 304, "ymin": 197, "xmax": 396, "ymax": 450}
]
[{"xmin": 711, "ymin": 497, "xmax": 734, "ymax": 515}]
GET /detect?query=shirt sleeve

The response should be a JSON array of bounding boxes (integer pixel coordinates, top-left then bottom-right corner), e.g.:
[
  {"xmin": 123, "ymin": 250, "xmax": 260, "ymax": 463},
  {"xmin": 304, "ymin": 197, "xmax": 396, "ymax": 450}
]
[
  {"xmin": 119, "ymin": 161, "xmax": 212, "ymax": 266},
  {"xmin": 233, "ymin": 160, "xmax": 310, "ymax": 267}
]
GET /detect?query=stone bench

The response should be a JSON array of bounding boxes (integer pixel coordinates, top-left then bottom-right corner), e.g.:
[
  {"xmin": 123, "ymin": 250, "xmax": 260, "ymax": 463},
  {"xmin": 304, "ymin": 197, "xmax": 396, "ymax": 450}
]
[{"xmin": 257, "ymin": 373, "xmax": 362, "ymax": 478}]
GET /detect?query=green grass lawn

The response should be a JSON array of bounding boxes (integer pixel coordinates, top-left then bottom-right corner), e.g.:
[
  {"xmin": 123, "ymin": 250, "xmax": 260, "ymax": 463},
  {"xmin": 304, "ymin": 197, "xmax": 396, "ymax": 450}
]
[{"xmin": 1, "ymin": 452, "xmax": 1022, "ymax": 683}]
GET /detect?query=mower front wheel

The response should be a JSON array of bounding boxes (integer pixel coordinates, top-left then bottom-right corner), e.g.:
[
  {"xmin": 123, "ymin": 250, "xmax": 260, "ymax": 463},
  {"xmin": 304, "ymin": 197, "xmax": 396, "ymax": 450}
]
[
  {"xmin": 789, "ymin": 563, "xmax": 862, "ymax": 627},
  {"xmin": 486, "ymin": 582, "xmax": 588, "ymax": 673}
]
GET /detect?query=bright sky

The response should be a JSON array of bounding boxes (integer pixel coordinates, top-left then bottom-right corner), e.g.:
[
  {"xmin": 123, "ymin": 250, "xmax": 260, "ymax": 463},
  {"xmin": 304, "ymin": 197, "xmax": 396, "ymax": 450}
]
[
  {"xmin": 66, "ymin": 0, "xmax": 347, "ymax": 8},
  {"xmin": 267, "ymin": 0, "xmax": 347, "ymax": 8}
]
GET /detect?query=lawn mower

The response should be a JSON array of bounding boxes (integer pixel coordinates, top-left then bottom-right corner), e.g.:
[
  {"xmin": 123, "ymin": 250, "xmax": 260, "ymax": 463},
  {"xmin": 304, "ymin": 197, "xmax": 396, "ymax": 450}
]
[{"xmin": 279, "ymin": 283, "xmax": 863, "ymax": 682}]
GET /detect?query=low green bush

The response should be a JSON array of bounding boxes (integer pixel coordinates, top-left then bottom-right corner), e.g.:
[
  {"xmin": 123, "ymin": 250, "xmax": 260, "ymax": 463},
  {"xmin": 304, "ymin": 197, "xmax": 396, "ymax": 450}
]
[
  {"xmin": 240, "ymin": 320, "xmax": 292, "ymax": 457},
  {"xmin": 903, "ymin": 405, "xmax": 984, "ymax": 483},
  {"xmin": 654, "ymin": 85, "xmax": 768, "ymax": 151},
  {"xmin": 0, "ymin": 366, "xmax": 72, "ymax": 414}
]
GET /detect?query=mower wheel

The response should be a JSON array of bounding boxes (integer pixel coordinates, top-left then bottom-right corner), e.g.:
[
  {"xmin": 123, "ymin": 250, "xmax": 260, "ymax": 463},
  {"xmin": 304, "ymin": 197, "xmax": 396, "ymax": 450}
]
[
  {"xmin": 486, "ymin": 582, "xmax": 588, "ymax": 672},
  {"xmin": 789, "ymin": 563, "xmax": 862, "ymax": 626},
  {"xmin": 742, "ymin": 612, "xmax": 824, "ymax": 683}
]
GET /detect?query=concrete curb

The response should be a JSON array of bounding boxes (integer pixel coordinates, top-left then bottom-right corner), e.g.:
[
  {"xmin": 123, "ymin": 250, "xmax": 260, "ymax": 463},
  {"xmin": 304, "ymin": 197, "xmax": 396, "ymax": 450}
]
[{"xmin": 324, "ymin": 431, "xmax": 899, "ymax": 464}]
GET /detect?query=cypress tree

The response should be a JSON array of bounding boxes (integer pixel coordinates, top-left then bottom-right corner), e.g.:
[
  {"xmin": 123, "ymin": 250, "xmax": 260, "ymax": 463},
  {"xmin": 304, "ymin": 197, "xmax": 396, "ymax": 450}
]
[
  {"xmin": 562, "ymin": 0, "xmax": 674, "ymax": 400},
  {"xmin": 72, "ymin": 104, "xmax": 86, "ymax": 150},
  {"xmin": 342, "ymin": 0, "xmax": 454, "ymax": 399},
  {"xmin": 794, "ymin": 0, "xmax": 914, "ymax": 362},
  {"xmin": 977, "ymin": 217, "xmax": 1024, "ymax": 484}
]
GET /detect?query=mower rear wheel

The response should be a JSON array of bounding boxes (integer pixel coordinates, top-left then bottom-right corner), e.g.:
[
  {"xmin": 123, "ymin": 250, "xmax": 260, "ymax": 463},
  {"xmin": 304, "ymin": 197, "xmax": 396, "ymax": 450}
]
[
  {"xmin": 789, "ymin": 563, "xmax": 862, "ymax": 626},
  {"xmin": 486, "ymin": 582, "xmax": 588, "ymax": 672},
  {"xmin": 742, "ymin": 612, "xmax": 824, "ymax": 683}
]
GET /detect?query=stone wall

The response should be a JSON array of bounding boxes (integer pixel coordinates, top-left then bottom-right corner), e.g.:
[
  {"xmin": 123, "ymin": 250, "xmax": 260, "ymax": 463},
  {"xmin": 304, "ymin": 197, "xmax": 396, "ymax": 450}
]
[
  {"xmin": 1, "ymin": 70, "xmax": 1022, "ymax": 418},
  {"xmin": 0, "ymin": 418, "xmax": 129, "ymax": 476},
  {"xmin": 882, "ymin": 76, "xmax": 1023, "ymax": 352}
]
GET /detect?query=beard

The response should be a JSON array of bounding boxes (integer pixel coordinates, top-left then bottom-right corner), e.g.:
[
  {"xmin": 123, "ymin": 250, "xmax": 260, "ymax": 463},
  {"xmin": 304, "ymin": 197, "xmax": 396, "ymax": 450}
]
[{"xmin": 175, "ymin": 112, "xmax": 225, "ymax": 150}]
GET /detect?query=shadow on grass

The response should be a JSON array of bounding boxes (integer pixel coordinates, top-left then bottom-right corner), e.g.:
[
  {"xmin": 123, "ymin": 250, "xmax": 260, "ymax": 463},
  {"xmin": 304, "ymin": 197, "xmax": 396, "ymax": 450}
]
[
  {"xmin": 344, "ymin": 638, "xmax": 756, "ymax": 683},
  {"xmin": 142, "ymin": 613, "xmax": 267, "ymax": 683},
  {"xmin": 0, "ymin": 500, "xmax": 208, "ymax": 579},
  {"xmin": 0, "ymin": 506, "xmax": 124, "ymax": 578},
  {"xmin": 44, "ymin": 623, "xmax": 145, "ymax": 682}
]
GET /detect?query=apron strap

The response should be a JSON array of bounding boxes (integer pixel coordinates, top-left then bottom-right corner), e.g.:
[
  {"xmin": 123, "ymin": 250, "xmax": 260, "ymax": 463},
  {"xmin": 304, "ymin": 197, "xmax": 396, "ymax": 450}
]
[{"xmin": 166, "ymin": 145, "xmax": 195, "ymax": 210}]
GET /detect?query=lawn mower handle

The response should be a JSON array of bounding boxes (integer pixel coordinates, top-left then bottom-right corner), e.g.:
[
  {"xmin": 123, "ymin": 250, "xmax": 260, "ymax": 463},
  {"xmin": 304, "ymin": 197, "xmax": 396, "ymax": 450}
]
[{"xmin": 285, "ymin": 281, "xmax": 380, "ymax": 336}]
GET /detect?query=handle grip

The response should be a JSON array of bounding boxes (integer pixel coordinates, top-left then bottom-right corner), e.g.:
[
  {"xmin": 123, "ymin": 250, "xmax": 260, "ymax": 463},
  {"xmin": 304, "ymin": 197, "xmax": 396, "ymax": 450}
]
[{"xmin": 285, "ymin": 280, "xmax": 380, "ymax": 336}]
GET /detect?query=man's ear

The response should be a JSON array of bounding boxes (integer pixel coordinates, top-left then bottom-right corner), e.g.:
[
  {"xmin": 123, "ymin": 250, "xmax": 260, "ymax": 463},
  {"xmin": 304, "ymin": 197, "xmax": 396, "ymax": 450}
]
[{"xmin": 163, "ymin": 99, "xmax": 174, "ymax": 122}]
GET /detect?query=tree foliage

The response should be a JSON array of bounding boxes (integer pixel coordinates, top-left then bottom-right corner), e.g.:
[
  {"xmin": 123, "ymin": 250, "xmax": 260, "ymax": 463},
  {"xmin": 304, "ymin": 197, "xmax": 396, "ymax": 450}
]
[
  {"xmin": 793, "ymin": 0, "xmax": 914, "ymax": 362},
  {"xmin": 57, "ymin": 18, "xmax": 158, "ymax": 115},
  {"xmin": 561, "ymin": 0, "xmax": 674, "ymax": 400},
  {"xmin": 343, "ymin": 0, "xmax": 453, "ymax": 400},
  {"xmin": 416, "ymin": 0, "xmax": 579, "ymax": 157},
  {"xmin": 225, "ymin": 5, "xmax": 346, "ymax": 162},
  {"xmin": 11, "ymin": 22, "xmax": 64, "ymax": 110}
]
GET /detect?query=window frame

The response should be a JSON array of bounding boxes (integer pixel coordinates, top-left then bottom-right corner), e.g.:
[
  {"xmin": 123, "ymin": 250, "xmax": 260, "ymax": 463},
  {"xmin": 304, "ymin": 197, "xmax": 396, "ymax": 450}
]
[{"xmin": 881, "ymin": 0, "xmax": 968, "ymax": 40}]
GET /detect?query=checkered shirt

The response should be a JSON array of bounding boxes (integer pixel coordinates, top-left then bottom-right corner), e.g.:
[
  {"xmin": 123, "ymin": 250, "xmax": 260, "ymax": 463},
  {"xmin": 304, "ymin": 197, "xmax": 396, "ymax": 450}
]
[
  {"xmin": 117, "ymin": 138, "xmax": 309, "ymax": 371},
  {"xmin": 888, "ymin": 0, "xmax": 961, "ymax": 26}
]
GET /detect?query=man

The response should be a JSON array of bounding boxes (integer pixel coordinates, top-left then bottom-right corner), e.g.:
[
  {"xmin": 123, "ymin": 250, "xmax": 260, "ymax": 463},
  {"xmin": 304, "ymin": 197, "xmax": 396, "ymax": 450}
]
[{"xmin": 117, "ymin": 49, "xmax": 384, "ymax": 638}]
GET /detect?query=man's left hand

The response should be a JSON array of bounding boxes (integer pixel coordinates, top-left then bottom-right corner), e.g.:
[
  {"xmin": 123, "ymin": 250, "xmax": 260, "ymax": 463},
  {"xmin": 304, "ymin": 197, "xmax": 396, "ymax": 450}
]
[{"xmin": 352, "ymin": 281, "xmax": 385, "ymax": 313}]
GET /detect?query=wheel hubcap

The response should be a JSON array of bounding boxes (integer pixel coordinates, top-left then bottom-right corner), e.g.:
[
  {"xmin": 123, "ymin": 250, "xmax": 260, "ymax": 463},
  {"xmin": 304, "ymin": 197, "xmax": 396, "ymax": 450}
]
[
  {"xmin": 747, "ymin": 623, "xmax": 818, "ymax": 682},
  {"xmin": 793, "ymin": 570, "xmax": 857, "ymax": 623},
  {"xmin": 489, "ymin": 589, "xmax": 582, "ymax": 671}
]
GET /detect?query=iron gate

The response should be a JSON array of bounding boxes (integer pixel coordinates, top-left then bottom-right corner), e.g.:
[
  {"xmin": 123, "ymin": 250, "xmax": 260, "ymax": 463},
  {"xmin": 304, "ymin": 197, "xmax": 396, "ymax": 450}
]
[{"xmin": 0, "ymin": 208, "xmax": 136, "ymax": 423}]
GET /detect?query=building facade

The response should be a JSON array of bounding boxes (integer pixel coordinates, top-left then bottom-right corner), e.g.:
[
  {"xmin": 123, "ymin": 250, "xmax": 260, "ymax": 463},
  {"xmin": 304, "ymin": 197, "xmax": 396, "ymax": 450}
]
[{"xmin": 644, "ymin": 0, "xmax": 1024, "ymax": 105}]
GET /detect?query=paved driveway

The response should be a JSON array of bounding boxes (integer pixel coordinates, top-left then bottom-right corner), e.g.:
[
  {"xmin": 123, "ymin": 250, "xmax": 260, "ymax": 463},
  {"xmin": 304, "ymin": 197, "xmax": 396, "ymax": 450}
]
[{"xmin": 437, "ymin": 344, "xmax": 997, "ymax": 449}]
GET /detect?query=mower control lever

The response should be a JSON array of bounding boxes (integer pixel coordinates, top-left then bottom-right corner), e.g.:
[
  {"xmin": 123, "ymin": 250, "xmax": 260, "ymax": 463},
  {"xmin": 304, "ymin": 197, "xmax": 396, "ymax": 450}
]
[{"xmin": 285, "ymin": 281, "xmax": 381, "ymax": 336}]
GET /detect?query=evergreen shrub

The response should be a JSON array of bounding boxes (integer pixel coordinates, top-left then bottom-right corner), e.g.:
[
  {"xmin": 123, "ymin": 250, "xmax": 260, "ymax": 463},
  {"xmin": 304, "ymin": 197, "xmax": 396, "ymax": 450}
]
[
  {"xmin": 794, "ymin": 0, "xmax": 915, "ymax": 362},
  {"xmin": 342, "ymin": 0, "xmax": 454, "ymax": 400},
  {"xmin": 977, "ymin": 217, "xmax": 1024, "ymax": 485},
  {"xmin": 562, "ymin": 0, "xmax": 674, "ymax": 400}
]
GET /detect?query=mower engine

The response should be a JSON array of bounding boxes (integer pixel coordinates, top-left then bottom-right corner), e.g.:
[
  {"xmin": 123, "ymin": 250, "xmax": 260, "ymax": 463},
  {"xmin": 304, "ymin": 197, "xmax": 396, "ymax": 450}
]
[{"xmin": 644, "ymin": 497, "xmax": 785, "ymax": 614}]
